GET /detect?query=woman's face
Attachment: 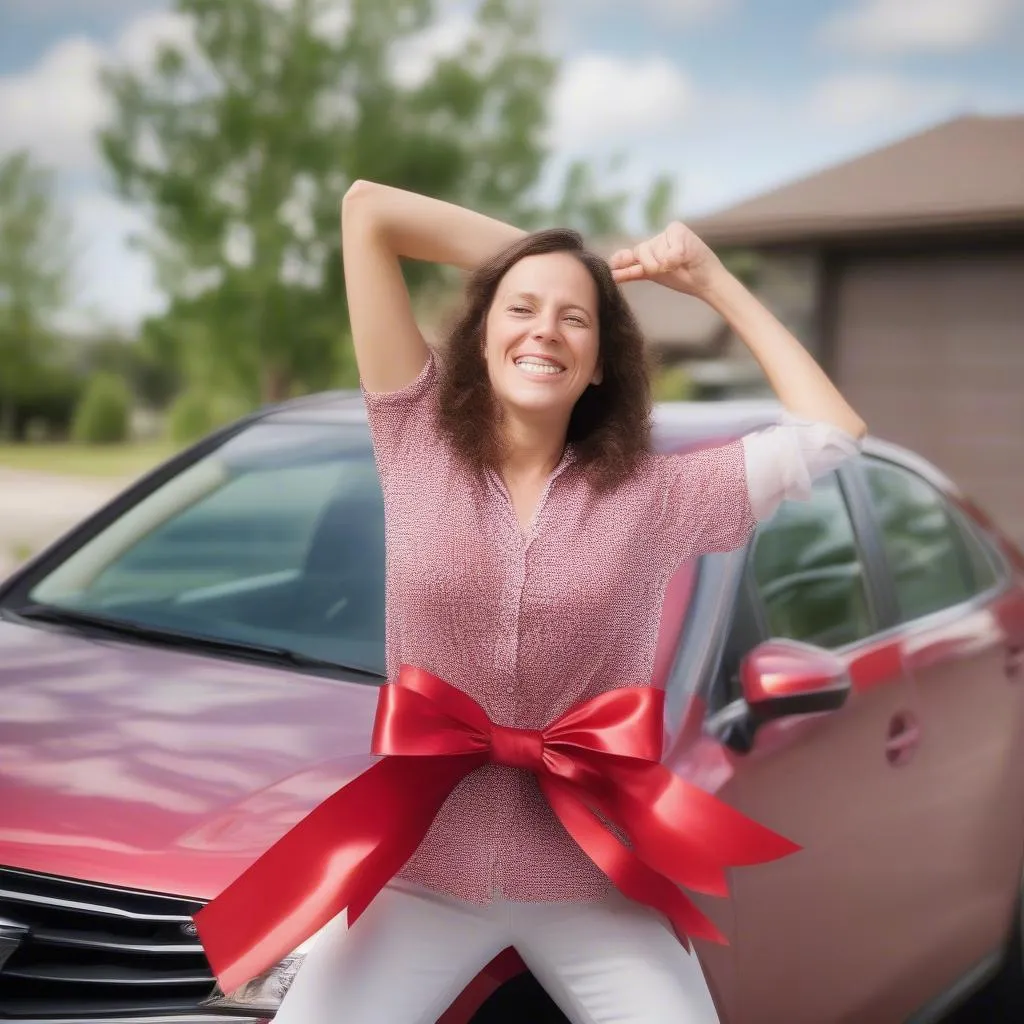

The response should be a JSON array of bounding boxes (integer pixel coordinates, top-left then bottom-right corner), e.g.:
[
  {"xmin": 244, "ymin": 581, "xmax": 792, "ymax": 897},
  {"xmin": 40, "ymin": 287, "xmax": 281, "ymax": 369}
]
[{"xmin": 483, "ymin": 252, "xmax": 602, "ymax": 422}]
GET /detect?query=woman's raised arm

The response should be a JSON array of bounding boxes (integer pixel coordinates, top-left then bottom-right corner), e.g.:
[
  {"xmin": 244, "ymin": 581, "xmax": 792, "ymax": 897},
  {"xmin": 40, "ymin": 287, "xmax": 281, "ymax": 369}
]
[
  {"xmin": 610, "ymin": 223, "xmax": 867, "ymax": 439},
  {"xmin": 341, "ymin": 181, "xmax": 525, "ymax": 394}
]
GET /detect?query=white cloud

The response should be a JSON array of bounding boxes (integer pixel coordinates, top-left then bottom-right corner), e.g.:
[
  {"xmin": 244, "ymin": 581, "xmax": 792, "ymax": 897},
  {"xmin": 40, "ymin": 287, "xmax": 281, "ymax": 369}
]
[
  {"xmin": 550, "ymin": 53, "xmax": 692, "ymax": 150},
  {"xmin": 57, "ymin": 190, "xmax": 165, "ymax": 331},
  {"xmin": 390, "ymin": 11, "xmax": 476, "ymax": 89},
  {"xmin": 807, "ymin": 71, "xmax": 966, "ymax": 127},
  {"xmin": 0, "ymin": 10, "xmax": 195, "ymax": 328},
  {"xmin": 599, "ymin": 67, "xmax": 1005, "ymax": 220},
  {"xmin": 8, "ymin": 1, "xmax": 1019, "ymax": 329},
  {"xmin": 642, "ymin": 0, "xmax": 733, "ymax": 19},
  {"xmin": 5, "ymin": 0, "xmax": 161, "ymax": 14},
  {"xmin": 0, "ymin": 37, "xmax": 108, "ymax": 169},
  {"xmin": 820, "ymin": 0, "xmax": 1022, "ymax": 55},
  {"xmin": 115, "ymin": 9, "xmax": 195, "ymax": 67},
  {"xmin": 561, "ymin": 0, "xmax": 733, "ymax": 24},
  {"xmin": 0, "ymin": 10, "xmax": 194, "ymax": 172}
]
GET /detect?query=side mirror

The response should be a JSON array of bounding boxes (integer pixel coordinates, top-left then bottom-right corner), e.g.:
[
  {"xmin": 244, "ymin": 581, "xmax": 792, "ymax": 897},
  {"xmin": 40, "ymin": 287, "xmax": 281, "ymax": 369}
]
[
  {"xmin": 741, "ymin": 638, "xmax": 851, "ymax": 721},
  {"xmin": 721, "ymin": 639, "xmax": 851, "ymax": 753}
]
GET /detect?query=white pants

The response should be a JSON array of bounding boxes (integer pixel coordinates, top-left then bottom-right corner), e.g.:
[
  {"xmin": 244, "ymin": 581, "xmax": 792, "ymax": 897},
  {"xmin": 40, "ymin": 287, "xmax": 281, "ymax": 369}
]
[{"xmin": 273, "ymin": 883, "xmax": 721, "ymax": 1024}]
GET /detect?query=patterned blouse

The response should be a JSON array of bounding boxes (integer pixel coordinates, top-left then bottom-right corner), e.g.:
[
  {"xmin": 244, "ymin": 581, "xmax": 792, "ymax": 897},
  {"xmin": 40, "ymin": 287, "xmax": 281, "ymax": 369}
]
[{"xmin": 363, "ymin": 353, "xmax": 858, "ymax": 904}]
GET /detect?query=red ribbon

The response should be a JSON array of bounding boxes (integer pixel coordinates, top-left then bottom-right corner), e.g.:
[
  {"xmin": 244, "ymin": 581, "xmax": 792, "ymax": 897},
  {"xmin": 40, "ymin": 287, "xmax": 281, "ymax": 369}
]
[{"xmin": 194, "ymin": 666, "xmax": 799, "ymax": 994}]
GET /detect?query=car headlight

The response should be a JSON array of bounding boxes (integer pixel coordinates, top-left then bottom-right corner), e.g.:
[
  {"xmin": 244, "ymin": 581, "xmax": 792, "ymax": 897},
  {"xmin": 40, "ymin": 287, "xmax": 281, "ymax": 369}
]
[{"xmin": 203, "ymin": 930, "xmax": 323, "ymax": 1013}]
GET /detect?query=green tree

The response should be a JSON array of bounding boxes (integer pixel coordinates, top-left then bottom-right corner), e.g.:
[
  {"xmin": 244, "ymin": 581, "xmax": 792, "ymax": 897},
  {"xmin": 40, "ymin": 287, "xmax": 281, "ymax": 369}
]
[
  {"xmin": 99, "ymin": 0, "xmax": 652, "ymax": 404},
  {"xmin": 76, "ymin": 331, "xmax": 182, "ymax": 410},
  {"xmin": 643, "ymin": 175, "xmax": 676, "ymax": 233},
  {"xmin": 0, "ymin": 150, "xmax": 72, "ymax": 438}
]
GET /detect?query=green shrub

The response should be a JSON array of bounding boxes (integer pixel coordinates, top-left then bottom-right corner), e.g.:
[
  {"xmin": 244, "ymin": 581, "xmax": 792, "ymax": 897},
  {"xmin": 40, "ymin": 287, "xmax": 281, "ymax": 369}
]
[
  {"xmin": 2, "ymin": 365, "xmax": 84, "ymax": 441},
  {"xmin": 652, "ymin": 364, "xmax": 695, "ymax": 402},
  {"xmin": 166, "ymin": 388, "xmax": 247, "ymax": 445},
  {"xmin": 71, "ymin": 374, "xmax": 132, "ymax": 444},
  {"xmin": 167, "ymin": 390, "xmax": 212, "ymax": 445}
]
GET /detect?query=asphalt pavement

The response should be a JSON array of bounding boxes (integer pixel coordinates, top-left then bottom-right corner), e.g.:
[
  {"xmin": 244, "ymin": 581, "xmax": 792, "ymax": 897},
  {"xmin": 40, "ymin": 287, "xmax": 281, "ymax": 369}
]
[{"xmin": 0, "ymin": 468, "xmax": 128, "ymax": 578}]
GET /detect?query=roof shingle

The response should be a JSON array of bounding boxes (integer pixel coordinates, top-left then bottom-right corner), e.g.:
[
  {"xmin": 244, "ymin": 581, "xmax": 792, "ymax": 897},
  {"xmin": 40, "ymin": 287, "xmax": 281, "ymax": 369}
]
[{"xmin": 689, "ymin": 115, "xmax": 1024, "ymax": 246}]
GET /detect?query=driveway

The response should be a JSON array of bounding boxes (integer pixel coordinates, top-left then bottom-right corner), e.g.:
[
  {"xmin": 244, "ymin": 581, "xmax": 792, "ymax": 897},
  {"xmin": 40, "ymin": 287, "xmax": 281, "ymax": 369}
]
[{"xmin": 0, "ymin": 468, "xmax": 130, "ymax": 579}]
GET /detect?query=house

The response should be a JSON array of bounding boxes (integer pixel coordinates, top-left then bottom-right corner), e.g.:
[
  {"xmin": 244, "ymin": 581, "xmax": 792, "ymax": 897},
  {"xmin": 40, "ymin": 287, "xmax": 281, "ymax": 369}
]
[{"xmin": 680, "ymin": 114, "xmax": 1024, "ymax": 546}]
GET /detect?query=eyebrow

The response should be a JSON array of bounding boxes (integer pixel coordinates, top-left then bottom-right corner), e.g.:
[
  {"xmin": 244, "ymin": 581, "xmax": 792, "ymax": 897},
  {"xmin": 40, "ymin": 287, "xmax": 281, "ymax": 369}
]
[{"xmin": 508, "ymin": 291, "xmax": 594, "ymax": 317}]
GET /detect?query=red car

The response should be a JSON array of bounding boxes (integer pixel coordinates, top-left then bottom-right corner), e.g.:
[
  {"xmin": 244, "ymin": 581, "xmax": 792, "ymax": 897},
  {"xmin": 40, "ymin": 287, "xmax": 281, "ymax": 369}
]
[{"xmin": 1, "ymin": 392, "xmax": 1023, "ymax": 1023}]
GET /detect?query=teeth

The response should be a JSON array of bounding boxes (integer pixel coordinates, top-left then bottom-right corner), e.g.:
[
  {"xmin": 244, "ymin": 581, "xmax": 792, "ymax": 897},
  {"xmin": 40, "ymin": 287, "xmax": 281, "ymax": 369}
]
[{"xmin": 515, "ymin": 358, "xmax": 564, "ymax": 375}]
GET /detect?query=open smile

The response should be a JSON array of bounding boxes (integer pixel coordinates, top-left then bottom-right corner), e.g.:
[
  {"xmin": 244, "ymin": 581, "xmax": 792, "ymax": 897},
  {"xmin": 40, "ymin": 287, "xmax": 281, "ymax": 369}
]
[{"xmin": 514, "ymin": 356, "xmax": 567, "ymax": 379}]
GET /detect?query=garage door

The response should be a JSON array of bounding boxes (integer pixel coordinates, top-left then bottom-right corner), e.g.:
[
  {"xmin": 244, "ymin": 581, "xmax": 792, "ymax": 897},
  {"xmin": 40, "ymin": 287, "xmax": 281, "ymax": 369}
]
[{"xmin": 833, "ymin": 249, "xmax": 1024, "ymax": 546}]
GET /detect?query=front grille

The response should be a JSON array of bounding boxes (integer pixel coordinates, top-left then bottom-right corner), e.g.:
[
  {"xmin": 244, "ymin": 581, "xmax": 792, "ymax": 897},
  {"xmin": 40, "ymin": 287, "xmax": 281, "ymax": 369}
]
[{"xmin": 0, "ymin": 866, "xmax": 217, "ymax": 1018}]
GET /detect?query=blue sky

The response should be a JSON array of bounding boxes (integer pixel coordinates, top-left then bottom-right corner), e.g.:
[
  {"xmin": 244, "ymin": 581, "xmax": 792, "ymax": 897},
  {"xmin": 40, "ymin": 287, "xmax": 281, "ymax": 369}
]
[{"xmin": 2, "ymin": 0, "xmax": 1023, "ymax": 329}]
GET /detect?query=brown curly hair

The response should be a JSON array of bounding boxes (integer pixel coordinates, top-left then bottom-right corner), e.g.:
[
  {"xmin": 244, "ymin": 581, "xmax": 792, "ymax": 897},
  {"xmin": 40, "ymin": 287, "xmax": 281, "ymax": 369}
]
[{"xmin": 435, "ymin": 228, "xmax": 653, "ymax": 492}]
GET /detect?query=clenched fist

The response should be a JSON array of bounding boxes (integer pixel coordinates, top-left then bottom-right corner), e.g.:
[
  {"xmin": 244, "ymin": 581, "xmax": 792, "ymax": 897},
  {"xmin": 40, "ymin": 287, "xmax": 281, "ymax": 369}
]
[{"xmin": 609, "ymin": 222, "xmax": 725, "ymax": 298}]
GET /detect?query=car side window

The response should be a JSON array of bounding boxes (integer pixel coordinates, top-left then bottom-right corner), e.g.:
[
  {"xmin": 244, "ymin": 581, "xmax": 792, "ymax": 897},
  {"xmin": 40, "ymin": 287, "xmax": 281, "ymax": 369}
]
[
  {"xmin": 749, "ymin": 472, "xmax": 874, "ymax": 651},
  {"xmin": 864, "ymin": 460, "xmax": 998, "ymax": 622}
]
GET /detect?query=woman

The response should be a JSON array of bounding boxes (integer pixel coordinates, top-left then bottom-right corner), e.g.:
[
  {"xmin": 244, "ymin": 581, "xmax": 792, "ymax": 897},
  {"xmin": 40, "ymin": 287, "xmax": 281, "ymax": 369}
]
[{"xmin": 274, "ymin": 181, "xmax": 866, "ymax": 1023}]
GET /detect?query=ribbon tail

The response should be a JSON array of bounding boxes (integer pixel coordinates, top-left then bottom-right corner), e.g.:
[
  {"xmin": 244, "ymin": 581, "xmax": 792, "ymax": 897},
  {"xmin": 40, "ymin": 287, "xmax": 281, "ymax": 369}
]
[
  {"xmin": 590, "ymin": 762, "xmax": 800, "ymax": 896},
  {"xmin": 543, "ymin": 779, "xmax": 726, "ymax": 948},
  {"xmin": 658, "ymin": 767, "xmax": 802, "ymax": 865},
  {"xmin": 193, "ymin": 754, "xmax": 471, "ymax": 995}
]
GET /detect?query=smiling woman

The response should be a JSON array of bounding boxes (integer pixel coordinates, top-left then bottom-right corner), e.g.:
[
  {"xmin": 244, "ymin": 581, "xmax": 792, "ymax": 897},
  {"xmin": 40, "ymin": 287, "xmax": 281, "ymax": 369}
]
[{"xmin": 193, "ymin": 180, "xmax": 866, "ymax": 1024}]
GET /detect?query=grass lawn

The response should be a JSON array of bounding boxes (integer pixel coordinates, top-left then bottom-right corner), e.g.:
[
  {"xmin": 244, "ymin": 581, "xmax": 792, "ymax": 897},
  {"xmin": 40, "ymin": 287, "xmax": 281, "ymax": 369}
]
[{"xmin": 0, "ymin": 441, "xmax": 181, "ymax": 478}]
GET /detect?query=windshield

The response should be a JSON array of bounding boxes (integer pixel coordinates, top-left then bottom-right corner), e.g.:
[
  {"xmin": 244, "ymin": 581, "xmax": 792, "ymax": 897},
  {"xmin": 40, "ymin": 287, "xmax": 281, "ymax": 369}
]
[{"xmin": 24, "ymin": 420, "xmax": 387, "ymax": 677}]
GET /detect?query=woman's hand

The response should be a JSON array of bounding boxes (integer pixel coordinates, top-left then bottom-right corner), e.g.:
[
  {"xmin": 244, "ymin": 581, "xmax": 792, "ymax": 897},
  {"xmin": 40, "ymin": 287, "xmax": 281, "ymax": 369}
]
[{"xmin": 609, "ymin": 222, "xmax": 725, "ymax": 299}]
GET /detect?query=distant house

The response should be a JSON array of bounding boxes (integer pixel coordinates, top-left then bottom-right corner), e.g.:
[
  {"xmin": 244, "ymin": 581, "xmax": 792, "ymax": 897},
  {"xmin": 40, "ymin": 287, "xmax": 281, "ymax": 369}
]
[{"xmin": 675, "ymin": 114, "xmax": 1024, "ymax": 546}]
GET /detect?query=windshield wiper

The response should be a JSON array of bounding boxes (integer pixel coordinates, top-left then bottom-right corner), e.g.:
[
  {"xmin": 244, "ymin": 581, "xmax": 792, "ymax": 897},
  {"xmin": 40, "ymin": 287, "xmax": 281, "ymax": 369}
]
[{"xmin": 7, "ymin": 603, "xmax": 385, "ymax": 680}]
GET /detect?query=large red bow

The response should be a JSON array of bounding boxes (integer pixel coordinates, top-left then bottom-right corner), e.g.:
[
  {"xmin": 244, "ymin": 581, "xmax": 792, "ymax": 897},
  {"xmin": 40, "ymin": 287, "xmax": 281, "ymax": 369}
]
[{"xmin": 194, "ymin": 666, "xmax": 799, "ymax": 994}]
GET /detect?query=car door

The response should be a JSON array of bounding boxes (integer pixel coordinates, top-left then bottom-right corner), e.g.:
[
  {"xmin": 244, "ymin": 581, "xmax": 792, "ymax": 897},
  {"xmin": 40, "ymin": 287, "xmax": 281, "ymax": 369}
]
[
  {"xmin": 697, "ymin": 469, "xmax": 930, "ymax": 1024},
  {"xmin": 855, "ymin": 456, "xmax": 1024, "ymax": 1004}
]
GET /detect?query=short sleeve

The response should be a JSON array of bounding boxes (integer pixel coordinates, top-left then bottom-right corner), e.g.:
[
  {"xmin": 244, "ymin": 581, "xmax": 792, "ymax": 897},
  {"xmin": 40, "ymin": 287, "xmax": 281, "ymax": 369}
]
[
  {"xmin": 656, "ymin": 439, "xmax": 756, "ymax": 562},
  {"xmin": 742, "ymin": 416, "xmax": 862, "ymax": 521},
  {"xmin": 655, "ymin": 417, "xmax": 862, "ymax": 563},
  {"xmin": 360, "ymin": 351, "xmax": 439, "ymax": 483}
]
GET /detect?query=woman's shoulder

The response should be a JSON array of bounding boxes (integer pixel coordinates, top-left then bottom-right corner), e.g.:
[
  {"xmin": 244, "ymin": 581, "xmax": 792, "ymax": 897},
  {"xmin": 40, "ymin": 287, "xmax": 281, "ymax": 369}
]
[
  {"xmin": 361, "ymin": 347, "xmax": 437, "ymax": 411},
  {"xmin": 361, "ymin": 349, "xmax": 447, "ymax": 472},
  {"xmin": 623, "ymin": 442, "xmax": 743, "ymax": 484}
]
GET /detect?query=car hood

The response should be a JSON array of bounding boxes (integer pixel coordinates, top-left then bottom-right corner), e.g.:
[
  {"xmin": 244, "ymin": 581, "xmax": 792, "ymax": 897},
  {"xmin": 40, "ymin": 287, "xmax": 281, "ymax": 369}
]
[{"xmin": 0, "ymin": 617, "xmax": 380, "ymax": 902}]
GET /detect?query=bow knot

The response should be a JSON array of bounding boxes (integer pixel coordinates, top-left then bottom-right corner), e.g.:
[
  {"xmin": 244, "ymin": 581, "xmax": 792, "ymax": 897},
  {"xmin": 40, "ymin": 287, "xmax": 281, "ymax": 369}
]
[
  {"xmin": 490, "ymin": 723, "xmax": 545, "ymax": 771},
  {"xmin": 194, "ymin": 665, "xmax": 800, "ymax": 995}
]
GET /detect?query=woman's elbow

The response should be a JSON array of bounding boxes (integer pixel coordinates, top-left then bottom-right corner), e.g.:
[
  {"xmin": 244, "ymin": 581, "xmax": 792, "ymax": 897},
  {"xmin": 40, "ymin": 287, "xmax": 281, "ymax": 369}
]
[
  {"xmin": 341, "ymin": 180, "xmax": 389, "ymax": 243},
  {"xmin": 848, "ymin": 414, "xmax": 868, "ymax": 441},
  {"xmin": 814, "ymin": 408, "xmax": 867, "ymax": 441},
  {"xmin": 341, "ymin": 179, "xmax": 382, "ymax": 219}
]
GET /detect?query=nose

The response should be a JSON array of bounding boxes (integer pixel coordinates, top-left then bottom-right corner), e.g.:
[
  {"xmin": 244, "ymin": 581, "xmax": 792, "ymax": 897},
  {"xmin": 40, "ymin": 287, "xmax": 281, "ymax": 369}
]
[{"xmin": 531, "ymin": 311, "xmax": 562, "ymax": 343}]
